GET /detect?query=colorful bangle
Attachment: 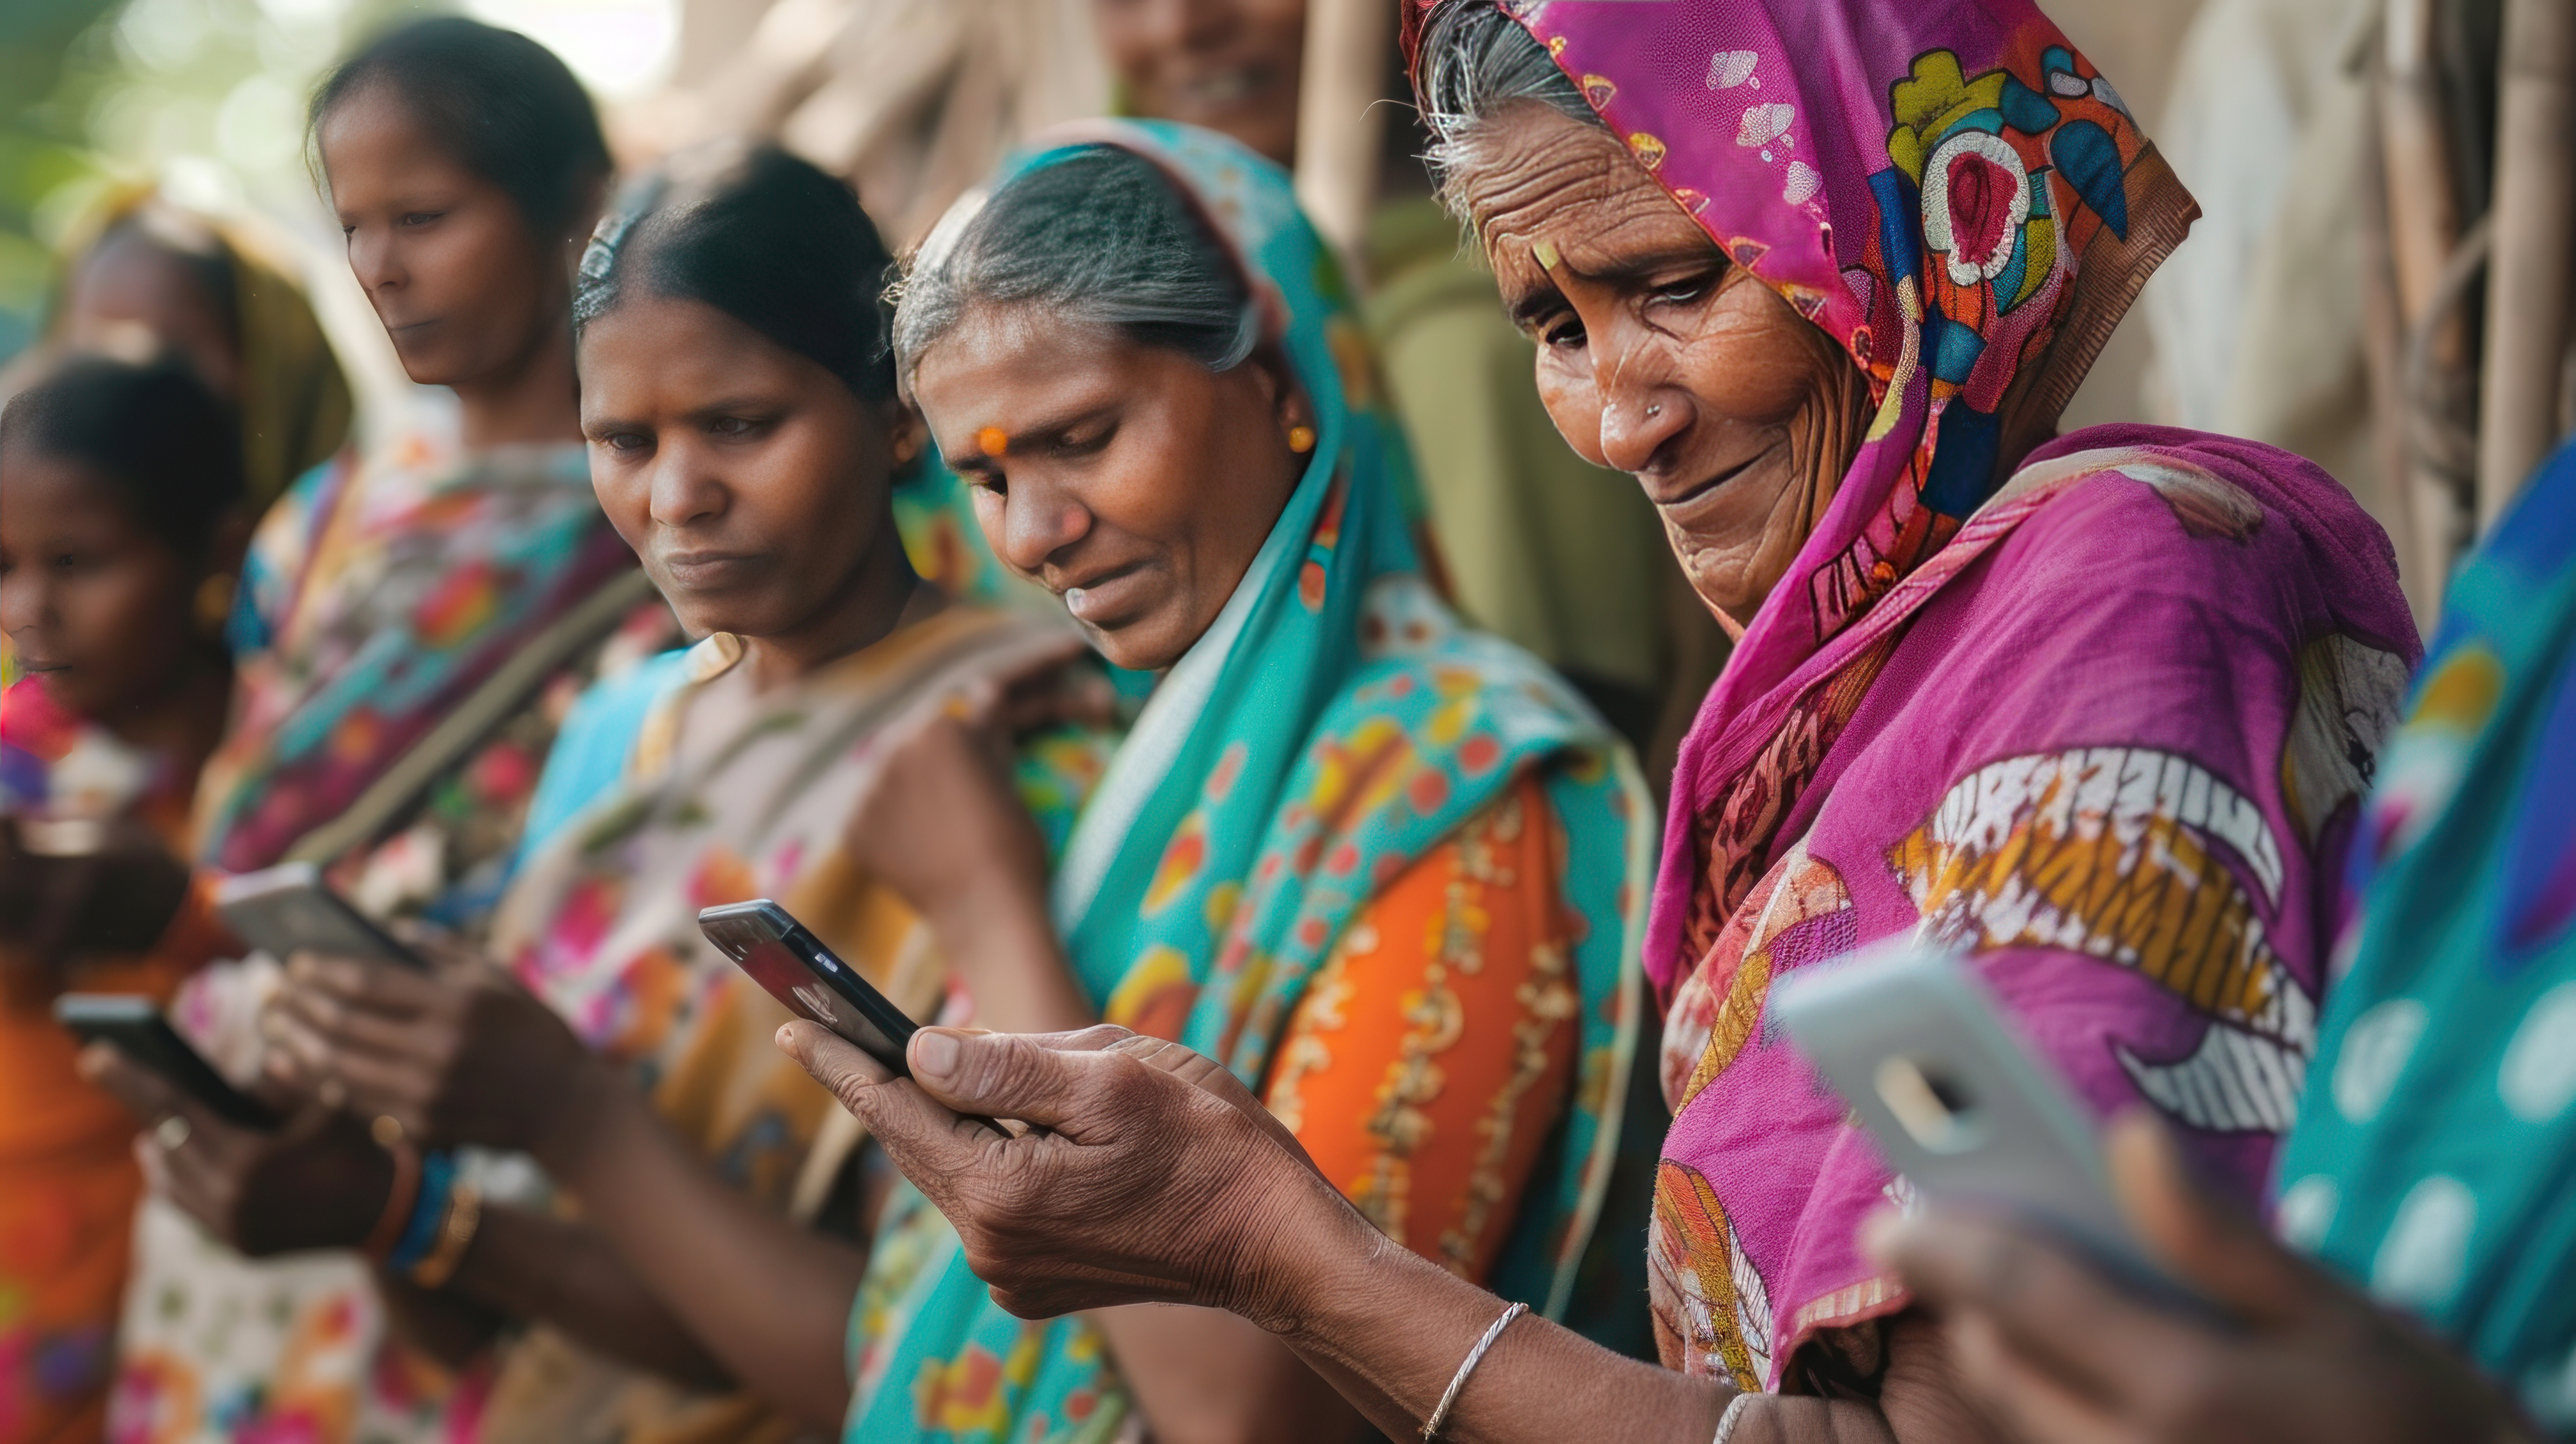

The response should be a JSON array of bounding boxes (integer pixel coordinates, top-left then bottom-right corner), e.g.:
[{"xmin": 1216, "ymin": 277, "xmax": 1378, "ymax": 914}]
[
  {"xmin": 360, "ymin": 1140, "xmax": 422, "ymax": 1260},
  {"xmin": 384, "ymin": 1150, "xmax": 458, "ymax": 1272},
  {"xmin": 406, "ymin": 1183, "xmax": 483, "ymax": 1290}
]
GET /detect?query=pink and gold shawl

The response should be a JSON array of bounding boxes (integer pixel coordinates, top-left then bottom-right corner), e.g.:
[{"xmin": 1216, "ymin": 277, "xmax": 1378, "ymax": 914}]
[{"xmin": 1408, "ymin": 0, "xmax": 2420, "ymax": 1394}]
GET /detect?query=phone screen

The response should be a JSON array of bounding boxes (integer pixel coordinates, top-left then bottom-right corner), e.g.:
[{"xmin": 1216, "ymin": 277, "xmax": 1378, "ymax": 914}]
[{"xmin": 699, "ymin": 902, "xmax": 916, "ymax": 1076}]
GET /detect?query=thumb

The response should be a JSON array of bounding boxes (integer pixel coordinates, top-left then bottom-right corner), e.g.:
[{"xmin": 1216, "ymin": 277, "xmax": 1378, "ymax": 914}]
[
  {"xmin": 2108, "ymin": 1108, "xmax": 2316, "ymax": 1324},
  {"xmin": 775, "ymin": 1019, "xmax": 1002, "ymax": 1161},
  {"xmin": 908, "ymin": 1026, "xmax": 1118, "ymax": 1134}
]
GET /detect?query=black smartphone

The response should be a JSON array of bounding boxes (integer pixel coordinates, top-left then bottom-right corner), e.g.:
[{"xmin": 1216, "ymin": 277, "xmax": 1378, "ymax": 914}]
[
  {"xmin": 214, "ymin": 862, "xmax": 427, "ymax": 970},
  {"xmin": 54, "ymin": 994, "xmax": 282, "ymax": 1129},
  {"xmin": 698, "ymin": 899, "xmax": 920, "ymax": 1078}
]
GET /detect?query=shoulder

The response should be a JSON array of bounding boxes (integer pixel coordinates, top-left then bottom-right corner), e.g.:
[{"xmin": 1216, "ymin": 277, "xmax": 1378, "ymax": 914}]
[{"xmin": 518, "ymin": 648, "xmax": 695, "ymax": 856}]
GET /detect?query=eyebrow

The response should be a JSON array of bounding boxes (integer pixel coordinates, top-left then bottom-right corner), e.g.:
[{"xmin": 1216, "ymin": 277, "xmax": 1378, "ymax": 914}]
[{"xmin": 950, "ymin": 400, "xmax": 1120, "ymax": 464}]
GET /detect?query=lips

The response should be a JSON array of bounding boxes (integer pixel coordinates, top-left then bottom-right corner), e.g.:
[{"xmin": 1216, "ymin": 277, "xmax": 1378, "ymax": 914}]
[
  {"xmin": 657, "ymin": 549, "xmax": 767, "ymax": 589},
  {"xmin": 1054, "ymin": 558, "xmax": 1151, "ymax": 627},
  {"xmin": 1643, "ymin": 454, "xmax": 1758, "ymax": 511}
]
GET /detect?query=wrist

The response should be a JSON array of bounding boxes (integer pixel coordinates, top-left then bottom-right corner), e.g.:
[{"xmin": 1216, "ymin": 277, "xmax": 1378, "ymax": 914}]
[
  {"xmin": 525, "ymin": 1052, "xmax": 627, "ymax": 1181},
  {"xmin": 1229, "ymin": 1160, "xmax": 1383, "ymax": 1338}
]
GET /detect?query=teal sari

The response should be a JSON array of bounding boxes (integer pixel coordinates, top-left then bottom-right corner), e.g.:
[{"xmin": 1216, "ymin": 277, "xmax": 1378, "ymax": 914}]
[
  {"xmin": 841, "ymin": 120, "xmax": 1652, "ymax": 1444},
  {"xmin": 2275, "ymin": 438, "xmax": 2576, "ymax": 1432}
]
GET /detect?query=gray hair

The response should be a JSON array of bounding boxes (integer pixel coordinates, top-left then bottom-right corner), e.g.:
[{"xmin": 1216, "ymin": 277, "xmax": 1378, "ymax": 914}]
[
  {"xmin": 892, "ymin": 146, "xmax": 1260, "ymax": 386},
  {"xmin": 1414, "ymin": 0, "xmax": 1608, "ymax": 220}
]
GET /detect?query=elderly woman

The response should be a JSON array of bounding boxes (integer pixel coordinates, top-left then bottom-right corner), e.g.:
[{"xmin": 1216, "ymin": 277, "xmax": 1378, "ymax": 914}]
[
  {"xmin": 818, "ymin": 121, "xmax": 1655, "ymax": 1442},
  {"xmin": 781, "ymin": 0, "xmax": 2423, "ymax": 1439}
]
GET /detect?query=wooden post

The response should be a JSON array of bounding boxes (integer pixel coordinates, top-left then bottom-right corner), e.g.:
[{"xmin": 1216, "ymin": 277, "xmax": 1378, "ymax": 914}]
[
  {"xmin": 2377, "ymin": 0, "xmax": 2478, "ymax": 593},
  {"xmin": 1294, "ymin": 0, "xmax": 1394, "ymax": 274},
  {"xmin": 2475, "ymin": 0, "xmax": 2576, "ymax": 526}
]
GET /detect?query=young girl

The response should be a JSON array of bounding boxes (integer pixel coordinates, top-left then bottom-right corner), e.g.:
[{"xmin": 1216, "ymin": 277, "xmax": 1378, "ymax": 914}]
[{"xmin": 0, "ymin": 358, "xmax": 250, "ymax": 1444}]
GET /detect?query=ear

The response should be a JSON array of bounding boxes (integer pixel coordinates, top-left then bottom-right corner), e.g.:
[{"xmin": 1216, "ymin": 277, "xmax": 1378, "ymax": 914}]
[
  {"xmin": 1245, "ymin": 342, "xmax": 1312, "ymax": 433},
  {"xmin": 885, "ymin": 397, "xmax": 929, "ymax": 473}
]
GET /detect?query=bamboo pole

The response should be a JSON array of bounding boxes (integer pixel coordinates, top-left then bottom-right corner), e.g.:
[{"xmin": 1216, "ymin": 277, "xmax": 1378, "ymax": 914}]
[
  {"xmin": 1294, "ymin": 0, "xmax": 1394, "ymax": 274},
  {"xmin": 2377, "ymin": 0, "xmax": 2479, "ymax": 592},
  {"xmin": 2475, "ymin": 0, "xmax": 2576, "ymax": 526}
]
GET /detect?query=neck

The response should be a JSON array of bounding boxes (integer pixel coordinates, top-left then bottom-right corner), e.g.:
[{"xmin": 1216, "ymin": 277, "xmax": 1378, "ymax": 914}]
[
  {"xmin": 96, "ymin": 647, "xmax": 234, "ymax": 780},
  {"xmin": 451, "ymin": 312, "xmax": 583, "ymax": 450},
  {"xmin": 738, "ymin": 531, "xmax": 940, "ymax": 693}
]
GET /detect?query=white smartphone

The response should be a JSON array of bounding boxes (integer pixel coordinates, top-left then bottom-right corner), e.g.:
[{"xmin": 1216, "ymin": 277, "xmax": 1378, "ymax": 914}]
[
  {"xmin": 1772, "ymin": 935, "xmax": 2190, "ymax": 1298},
  {"xmin": 213, "ymin": 862, "xmax": 427, "ymax": 970}
]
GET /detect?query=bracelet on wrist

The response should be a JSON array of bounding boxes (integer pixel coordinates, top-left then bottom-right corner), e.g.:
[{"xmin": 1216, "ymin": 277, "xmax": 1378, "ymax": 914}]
[
  {"xmin": 360, "ymin": 1140, "xmax": 422, "ymax": 1260},
  {"xmin": 1422, "ymin": 1300, "xmax": 1526, "ymax": 1440},
  {"xmin": 406, "ymin": 1183, "xmax": 483, "ymax": 1290},
  {"xmin": 383, "ymin": 1149, "xmax": 458, "ymax": 1272}
]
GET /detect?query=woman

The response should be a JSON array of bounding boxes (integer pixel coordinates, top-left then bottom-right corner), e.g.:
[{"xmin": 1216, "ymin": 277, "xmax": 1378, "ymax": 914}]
[
  {"xmin": 107, "ymin": 19, "xmax": 672, "ymax": 1443},
  {"xmin": 0, "ymin": 359, "xmax": 251, "ymax": 1444},
  {"xmin": 1873, "ymin": 438, "xmax": 2576, "ymax": 1443},
  {"xmin": 1090, "ymin": 0, "xmax": 1701, "ymax": 760},
  {"xmin": 781, "ymin": 0, "xmax": 2422, "ymax": 1437},
  {"xmin": 88, "ymin": 143, "xmax": 1096, "ymax": 1443},
  {"xmin": 809, "ymin": 122, "xmax": 1652, "ymax": 1442},
  {"xmin": 31, "ymin": 192, "xmax": 354, "ymax": 514}
]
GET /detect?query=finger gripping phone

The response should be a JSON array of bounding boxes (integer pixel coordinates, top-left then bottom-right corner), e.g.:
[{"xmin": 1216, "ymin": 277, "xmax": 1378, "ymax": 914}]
[
  {"xmin": 1771, "ymin": 936, "xmax": 2185, "ymax": 1294},
  {"xmin": 698, "ymin": 900, "xmax": 918, "ymax": 1078},
  {"xmin": 54, "ymin": 994, "xmax": 282, "ymax": 1129},
  {"xmin": 213, "ymin": 862, "xmax": 427, "ymax": 971}
]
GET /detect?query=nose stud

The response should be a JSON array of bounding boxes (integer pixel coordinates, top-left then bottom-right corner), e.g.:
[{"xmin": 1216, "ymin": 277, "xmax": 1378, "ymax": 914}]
[{"xmin": 1645, "ymin": 403, "xmax": 1663, "ymax": 419}]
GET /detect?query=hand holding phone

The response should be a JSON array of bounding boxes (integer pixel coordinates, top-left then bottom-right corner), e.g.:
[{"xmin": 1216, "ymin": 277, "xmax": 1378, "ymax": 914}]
[
  {"xmin": 699, "ymin": 900, "xmax": 920, "ymax": 1077},
  {"xmin": 54, "ymin": 994, "xmax": 280, "ymax": 1129},
  {"xmin": 1772, "ymin": 936, "xmax": 2197, "ymax": 1302}
]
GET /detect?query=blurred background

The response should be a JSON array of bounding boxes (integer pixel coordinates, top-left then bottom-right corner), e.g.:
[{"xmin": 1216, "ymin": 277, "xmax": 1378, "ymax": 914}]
[{"xmin": 7, "ymin": 0, "xmax": 2562, "ymax": 618}]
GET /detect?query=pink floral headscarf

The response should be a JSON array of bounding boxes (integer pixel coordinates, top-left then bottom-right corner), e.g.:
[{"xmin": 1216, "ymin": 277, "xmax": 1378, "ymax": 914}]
[{"xmin": 1408, "ymin": 0, "xmax": 2196, "ymax": 990}]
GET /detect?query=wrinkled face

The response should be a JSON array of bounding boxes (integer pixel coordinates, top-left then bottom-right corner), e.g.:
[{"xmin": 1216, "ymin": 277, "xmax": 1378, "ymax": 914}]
[
  {"xmin": 0, "ymin": 448, "xmax": 204, "ymax": 721},
  {"xmin": 1093, "ymin": 0, "xmax": 1307, "ymax": 166},
  {"xmin": 318, "ymin": 85, "xmax": 568, "ymax": 388},
  {"xmin": 60, "ymin": 231, "xmax": 242, "ymax": 401},
  {"xmin": 1463, "ymin": 104, "xmax": 1868, "ymax": 630},
  {"xmin": 580, "ymin": 293, "xmax": 912, "ymax": 641},
  {"xmin": 912, "ymin": 301, "xmax": 1305, "ymax": 671}
]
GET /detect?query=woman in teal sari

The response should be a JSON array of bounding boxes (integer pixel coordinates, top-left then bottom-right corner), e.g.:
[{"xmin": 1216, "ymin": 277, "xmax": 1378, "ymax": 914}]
[{"xmin": 832, "ymin": 121, "xmax": 1653, "ymax": 1442}]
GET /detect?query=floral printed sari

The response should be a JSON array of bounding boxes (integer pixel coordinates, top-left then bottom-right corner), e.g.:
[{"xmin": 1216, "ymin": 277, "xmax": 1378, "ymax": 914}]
[
  {"xmin": 113, "ymin": 434, "xmax": 675, "ymax": 1444},
  {"xmin": 1402, "ymin": 0, "xmax": 2420, "ymax": 1396},
  {"xmin": 465, "ymin": 602, "xmax": 1092, "ymax": 1444},
  {"xmin": 842, "ymin": 120, "xmax": 1653, "ymax": 1444}
]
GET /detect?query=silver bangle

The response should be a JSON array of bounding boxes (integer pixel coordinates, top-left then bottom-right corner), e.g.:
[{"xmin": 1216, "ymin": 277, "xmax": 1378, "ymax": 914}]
[
  {"xmin": 1711, "ymin": 1391, "xmax": 1757, "ymax": 1444},
  {"xmin": 1421, "ymin": 1299, "xmax": 1527, "ymax": 1440}
]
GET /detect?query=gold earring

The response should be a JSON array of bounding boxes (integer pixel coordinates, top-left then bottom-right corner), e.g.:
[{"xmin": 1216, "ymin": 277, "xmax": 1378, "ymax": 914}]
[
  {"xmin": 1287, "ymin": 424, "xmax": 1316, "ymax": 454},
  {"xmin": 194, "ymin": 573, "xmax": 238, "ymax": 637}
]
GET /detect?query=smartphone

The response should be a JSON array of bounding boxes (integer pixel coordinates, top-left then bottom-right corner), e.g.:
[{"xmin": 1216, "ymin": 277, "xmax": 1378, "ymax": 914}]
[
  {"xmin": 1771, "ymin": 936, "xmax": 2182, "ymax": 1293},
  {"xmin": 698, "ymin": 899, "xmax": 920, "ymax": 1078},
  {"xmin": 54, "ymin": 994, "xmax": 281, "ymax": 1129},
  {"xmin": 214, "ymin": 862, "xmax": 426, "ymax": 970}
]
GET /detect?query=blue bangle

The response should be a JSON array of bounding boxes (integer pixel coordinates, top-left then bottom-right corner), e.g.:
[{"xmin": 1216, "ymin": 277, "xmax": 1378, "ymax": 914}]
[{"xmin": 385, "ymin": 1150, "xmax": 458, "ymax": 1271}]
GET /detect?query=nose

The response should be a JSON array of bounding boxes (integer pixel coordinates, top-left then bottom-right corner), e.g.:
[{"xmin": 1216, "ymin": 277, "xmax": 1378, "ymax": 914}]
[
  {"xmin": 1591, "ymin": 331, "xmax": 1691, "ymax": 476},
  {"xmin": 648, "ymin": 437, "xmax": 729, "ymax": 531},
  {"xmin": 993, "ymin": 472, "xmax": 1094, "ymax": 580},
  {"xmin": 346, "ymin": 226, "xmax": 401, "ymax": 300},
  {"xmin": 1140, "ymin": 0, "xmax": 1226, "ymax": 54}
]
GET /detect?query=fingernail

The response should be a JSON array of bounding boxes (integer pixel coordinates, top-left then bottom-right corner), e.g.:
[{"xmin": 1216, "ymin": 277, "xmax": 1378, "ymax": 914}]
[{"xmin": 914, "ymin": 1029, "xmax": 960, "ymax": 1080}]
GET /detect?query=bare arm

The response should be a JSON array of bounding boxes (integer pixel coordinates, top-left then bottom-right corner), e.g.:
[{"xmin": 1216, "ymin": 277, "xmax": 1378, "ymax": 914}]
[
  {"xmin": 264, "ymin": 957, "xmax": 868, "ymax": 1433},
  {"xmin": 780, "ymin": 1025, "xmax": 1973, "ymax": 1444}
]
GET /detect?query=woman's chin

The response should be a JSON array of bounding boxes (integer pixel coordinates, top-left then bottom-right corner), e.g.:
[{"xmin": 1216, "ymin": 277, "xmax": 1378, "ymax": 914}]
[{"xmin": 1080, "ymin": 618, "xmax": 1184, "ymax": 674}]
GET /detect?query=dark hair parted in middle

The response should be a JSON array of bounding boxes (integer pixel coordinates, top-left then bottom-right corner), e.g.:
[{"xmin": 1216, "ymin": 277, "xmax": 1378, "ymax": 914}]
[
  {"xmin": 573, "ymin": 143, "xmax": 901, "ymax": 403},
  {"xmin": 309, "ymin": 16, "xmax": 610, "ymax": 239},
  {"xmin": 0, "ymin": 356, "xmax": 247, "ymax": 560}
]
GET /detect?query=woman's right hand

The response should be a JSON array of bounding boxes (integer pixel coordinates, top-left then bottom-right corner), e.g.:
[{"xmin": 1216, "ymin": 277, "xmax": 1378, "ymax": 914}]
[
  {"xmin": 261, "ymin": 949, "xmax": 605, "ymax": 1157},
  {"xmin": 79, "ymin": 1041, "xmax": 394, "ymax": 1256},
  {"xmin": 776, "ymin": 1020, "xmax": 1340, "ymax": 1325}
]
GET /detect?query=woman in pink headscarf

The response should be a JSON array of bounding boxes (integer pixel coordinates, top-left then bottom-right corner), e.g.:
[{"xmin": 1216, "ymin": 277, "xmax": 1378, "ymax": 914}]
[{"xmin": 770, "ymin": 0, "xmax": 2430, "ymax": 1438}]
